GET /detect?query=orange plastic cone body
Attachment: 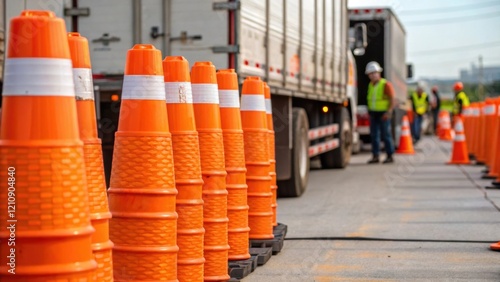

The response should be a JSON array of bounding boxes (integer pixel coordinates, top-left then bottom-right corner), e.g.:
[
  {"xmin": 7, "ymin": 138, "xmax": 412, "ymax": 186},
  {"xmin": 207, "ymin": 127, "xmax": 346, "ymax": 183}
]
[
  {"xmin": 108, "ymin": 45, "xmax": 178, "ymax": 281},
  {"xmin": 217, "ymin": 69, "xmax": 251, "ymax": 261},
  {"xmin": 263, "ymin": 83, "xmax": 278, "ymax": 226},
  {"xmin": 462, "ymin": 106, "xmax": 472, "ymax": 154},
  {"xmin": 191, "ymin": 62, "xmax": 230, "ymax": 281},
  {"xmin": 488, "ymin": 99, "xmax": 500, "ymax": 178},
  {"xmin": 471, "ymin": 103, "xmax": 481, "ymax": 158},
  {"xmin": 490, "ymin": 241, "xmax": 500, "ymax": 251},
  {"xmin": 447, "ymin": 116, "xmax": 470, "ymax": 165},
  {"xmin": 476, "ymin": 103, "xmax": 488, "ymax": 163},
  {"xmin": 439, "ymin": 111, "xmax": 453, "ymax": 141},
  {"xmin": 436, "ymin": 111, "xmax": 443, "ymax": 136},
  {"xmin": 163, "ymin": 56, "xmax": 205, "ymax": 280},
  {"xmin": 240, "ymin": 77, "xmax": 274, "ymax": 240},
  {"xmin": 0, "ymin": 10, "xmax": 97, "ymax": 281},
  {"xmin": 465, "ymin": 104, "xmax": 476, "ymax": 155},
  {"xmin": 484, "ymin": 99, "xmax": 497, "ymax": 168},
  {"xmin": 68, "ymin": 32, "xmax": 114, "ymax": 281},
  {"xmin": 396, "ymin": 116, "xmax": 415, "ymax": 154}
]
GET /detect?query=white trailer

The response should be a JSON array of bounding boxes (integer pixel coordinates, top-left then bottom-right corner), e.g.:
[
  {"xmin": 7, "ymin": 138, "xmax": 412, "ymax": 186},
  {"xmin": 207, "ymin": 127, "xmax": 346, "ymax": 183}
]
[{"xmin": 1, "ymin": 0, "xmax": 364, "ymax": 197}]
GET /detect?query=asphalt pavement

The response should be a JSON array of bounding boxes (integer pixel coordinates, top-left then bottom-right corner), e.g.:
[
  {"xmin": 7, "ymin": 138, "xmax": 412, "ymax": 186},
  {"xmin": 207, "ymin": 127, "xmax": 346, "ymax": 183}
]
[{"xmin": 245, "ymin": 137, "xmax": 500, "ymax": 281}]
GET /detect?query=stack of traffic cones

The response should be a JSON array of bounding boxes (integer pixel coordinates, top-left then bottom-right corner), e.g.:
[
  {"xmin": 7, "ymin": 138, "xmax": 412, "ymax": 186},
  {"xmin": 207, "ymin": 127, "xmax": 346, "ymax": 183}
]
[
  {"xmin": 163, "ymin": 56, "xmax": 205, "ymax": 280},
  {"xmin": 217, "ymin": 69, "xmax": 251, "ymax": 261},
  {"xmin": 68, "ymin": 32, "xmax": 114, "ymax": 281},
  {"xmin": 240, "ymin": 76, "xmax": 274, "ymax": 240},
  {"xmin": 483, "ymin": 99, "xmax": 499, "ymax": 178},
  {"xmin": 191, "ymin": 61, "xmax": 230, "ymax": 281},
  {"xmin": 264, "ymin": 83, "xmax": 278, "ymax": 226},
  {"xmin": 0, "ymin": 10, "xmax": 96, "ymax": 280},
  {"xmin": 396, "ymin": 115, "xmax": 415, "ymax": 154},
  {"xmin": 108, "ymin": 44, "xmax": 178, "ymax": 281},
  {"xmin": 447, "ymin": 116, "xmax": 470, "ymax": 165},
  {"xmin": 439, "ymin": 110, "xmax": 453, "ymax": 141}
]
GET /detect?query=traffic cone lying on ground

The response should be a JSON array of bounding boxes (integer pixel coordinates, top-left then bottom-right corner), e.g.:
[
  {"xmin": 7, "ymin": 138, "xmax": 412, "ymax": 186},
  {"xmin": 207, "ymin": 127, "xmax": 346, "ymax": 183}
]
[
  {"xmin": 163, "ymin": 56, "xmax": 205, "ymax": 280},
  {"xmin": 68, "ymin": 32, "xmax": 113, "ymax": 281},
  {"xmin": 217, "ymin": 69, "xmax": 251, "ymax": 261},
  {"xmin": 447, "ymin": 116, "xmax": 470, "ymax": 165},
  {"xmin": 108, "ymin": 44, "xmax": 178, "ymax": 281},
  {"xmin": 0, "ymin": 10, "xmax": 96, "ymax": 281},
  {"xmin": 490, "ymin": 241, "xmax": 500, "ymax": 251},
  {"xmin": 241, "ymin": 76, "xmax": 274, "ymax": 240},
  {"xmin": 264, "ymin": 83, "xmax": 278, "ymax": 226},
  {"xmin": 191, "ymin": 61, "xmax": 230, "ymax": 281},
  {"xmin": 439, "ymin": 110, "xmax": 453, "ymax": 141},
  {"xmin": 396, "ymin": 115, "xmax": 415, "ymax": 154}
]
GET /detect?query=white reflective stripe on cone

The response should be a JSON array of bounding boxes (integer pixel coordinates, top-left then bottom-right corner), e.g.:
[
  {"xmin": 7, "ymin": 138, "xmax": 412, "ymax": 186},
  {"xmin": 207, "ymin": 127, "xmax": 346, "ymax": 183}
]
[
  {"xmin": 455, "ymin": 134, "xmax": 466, "ymax": 142},
  {"xmin": 484, "ymin": 105, "xmax": 496, "ymax": 115},
  {"xmin": 402, "ymin": 121, "xmax": 410, "ymax": 127},
  {"xmin": 401, "ymin": 129, "xmax": 411, "ymax": 136},
  {"xmin": 122, "ymin": 75, "xmax": 165, "ymax": 100},
  {"xmin": 73, "ymin": 68, "xmax": 94, "ymax": 100},
  {"xmin": 192, "ymin": 83, "xmax": 219, "ymax": 104},
  {"xmin": 240, "ymin": 94, "xmax": 266, "ymax": 111},
  {"xmin": 165, "ymin": 82, "xmax": 193, "ymax": 104},
  {"xmin": 265, "ymin": 98, "xmax": 272, "ymax": 114},
  {"xmin": 218, "ymin": 89, "xmax": 240, "ymax": 108},
  {"xmin": 454, "ymin": 121, "xmax": 464, "ymax": 132},
  {"xmin": 3, "ymin": 58, "xmax": 75, "ymax": 96}
]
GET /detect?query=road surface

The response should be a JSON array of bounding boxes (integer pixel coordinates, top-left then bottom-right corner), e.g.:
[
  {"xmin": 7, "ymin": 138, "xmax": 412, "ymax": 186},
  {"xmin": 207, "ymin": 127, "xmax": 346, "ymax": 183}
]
[{"xmin": 245, "ymin": 137, "xmax": 500, "ymax": 281}]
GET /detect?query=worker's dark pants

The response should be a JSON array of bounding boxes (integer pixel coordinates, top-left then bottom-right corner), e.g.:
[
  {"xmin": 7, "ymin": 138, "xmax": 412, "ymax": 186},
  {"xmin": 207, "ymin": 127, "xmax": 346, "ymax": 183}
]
[
  {"xmin": 433, "ymin": 109, "xmax": 439, "ymax": 134},
  {"xmin": 369, "ymin": 111, "xmax": 395, "ymax": 157},
  {"xmin": 412, "ymin": 114, "xmax": 423, "ymax": 141}
]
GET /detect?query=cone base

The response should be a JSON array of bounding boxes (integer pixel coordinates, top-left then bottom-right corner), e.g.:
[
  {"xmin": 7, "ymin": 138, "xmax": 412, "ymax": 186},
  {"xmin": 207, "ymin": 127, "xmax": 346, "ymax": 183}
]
[
  {"xmin": 204, "ymin": 274, "xmax": 231, "ymax": 281},
  {"xmin": 490, "ymin": 242, "xmax": 500, "ymax": 251},
  {"xmin": 482, "ymin": 174, "xmax": 497, "ymax": 179},
  {"xmin": 228, "ymin": 253, "xmax": 252, "ymax": 261},
  {"xmin": 396, "ymin": 150, "xmax": 415, "ymax": 154}
]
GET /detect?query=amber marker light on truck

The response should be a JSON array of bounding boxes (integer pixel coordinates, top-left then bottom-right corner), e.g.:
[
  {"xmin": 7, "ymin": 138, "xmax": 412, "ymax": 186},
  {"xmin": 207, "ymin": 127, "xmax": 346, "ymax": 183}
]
[{"xmin": 322, "ymin": 106, "xmax": 329, "ymax": 113}]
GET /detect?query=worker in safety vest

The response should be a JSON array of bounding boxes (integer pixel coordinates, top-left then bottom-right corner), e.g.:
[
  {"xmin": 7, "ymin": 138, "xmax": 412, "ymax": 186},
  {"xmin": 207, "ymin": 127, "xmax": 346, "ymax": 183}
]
[
  {"xmin": 409, "ymin": 83, "xmax": 430, "ymax": 143},
  {"xmin": 452, "ymin": 81, "xmax": 470, "ymax": 117},
  {"xmin": 365, "ymin": 61, "xmax": 395, "ymax": 164}
]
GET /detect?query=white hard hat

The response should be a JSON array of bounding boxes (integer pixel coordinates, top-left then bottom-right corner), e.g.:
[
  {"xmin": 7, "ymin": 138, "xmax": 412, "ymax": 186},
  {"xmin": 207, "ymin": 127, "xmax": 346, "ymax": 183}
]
[{"xmin": 365, "ymin": 61, "xmax": 383, "ymax": 74}]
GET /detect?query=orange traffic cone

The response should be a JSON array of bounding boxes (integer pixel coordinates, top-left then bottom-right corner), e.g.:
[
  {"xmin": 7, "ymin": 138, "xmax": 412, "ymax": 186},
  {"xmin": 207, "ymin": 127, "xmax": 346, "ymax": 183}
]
[
  {"xmin": 472, "ymin": 103, "xmax": 482, "ymax": 160},
  {"xmin": 447, "ymin": 116, "xmax": 470, "ymax": 165},
  {"xmin": 108, "ymin": 44, "xmax": 178, "ymax": 281},
  {"xmin": 439, "ymin": 111, "xmax": 453, "ymax": 141},
  {"xmin": 466, "ymin": 103, "xmax": 477, "ymax": 157},
  {"xmin": 396, "ymin": 115, "xmax": 415, "ymax": 154},
  {"xmin": 485, "ymin": 99, "xmax": 499, "ymax": 178},
  {"xmin": 462, "ymin": 106, "xmax": 472, "ymax": 155},
  {"xmin": 476, "ymin": 102, "xmax": 488, "ymax": 164},
  {"xmin": 163, "ymin": 56, "xmax": 205, "ymax": 280},
  {"xmin": 191, "ymin": 61, "xmax": 230, "ymax": 281},
  {"xmin": 484, "ymin": 98, "xmax": 497, "ymax": 167},
  {"xmin": 68, "ymin": 32, "xmax": 114, "ymax": 281},
  {"xmin": 490, "ymin": 241, "xmax": 500, "ymax": 251},
  {"xmin": 0, "ymin": 10, "xmax": 96, "ymax": 281},
  {"xmin": 217, "ymin": 69, "xmax": 251, "ymax": 261},
  {"xmin": 240, "ymin": 76, "xmax": 274, "ymax": 240},
  {"xmin": 263, "ymin": 83, "xmax": 278, "ymax": 226}
]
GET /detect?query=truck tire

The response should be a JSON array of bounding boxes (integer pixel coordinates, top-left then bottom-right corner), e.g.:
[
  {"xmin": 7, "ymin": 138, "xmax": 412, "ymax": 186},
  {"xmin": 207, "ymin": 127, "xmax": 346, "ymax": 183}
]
[
  {"xmin": 278, "ymin": 108, "xmax": 309, "ymax": 198},
  {"xmin": 320, "ymin": 107, "xmax": 352, "ymax": 169}
]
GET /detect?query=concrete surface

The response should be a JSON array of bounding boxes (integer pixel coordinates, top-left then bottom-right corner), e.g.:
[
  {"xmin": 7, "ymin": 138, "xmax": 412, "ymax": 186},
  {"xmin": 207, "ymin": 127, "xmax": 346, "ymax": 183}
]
[{"xmin": 245, "ymin": 137, "xmax": 500, "ymax": 281}]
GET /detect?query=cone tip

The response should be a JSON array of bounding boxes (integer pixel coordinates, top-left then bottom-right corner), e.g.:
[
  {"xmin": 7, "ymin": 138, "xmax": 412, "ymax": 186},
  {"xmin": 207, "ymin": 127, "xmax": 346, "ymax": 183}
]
[
  {"xmin": 218, "ymin": 69, "xmax": 236, "ymax": 74},
  {"xmin": 193, "ymin": 61, "xmax": 214, "ymax": 67},
  {"xmin": 132, "ymin": 44, "xmax": 157, "ymax": 50},
  {"xmin": 163, "ymin": 55, "xmax": 187, "ymax": 62},
  {"xmin": 20, "ymin": 10, "xmax": 55, "ymax": 18},
  {"xmin": 68, "ymin": 32, "xmax": 81, "ymax": 37}
]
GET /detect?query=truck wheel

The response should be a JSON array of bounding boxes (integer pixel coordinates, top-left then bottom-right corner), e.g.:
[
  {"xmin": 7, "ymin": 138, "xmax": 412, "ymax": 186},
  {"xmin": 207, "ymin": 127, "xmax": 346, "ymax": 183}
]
[
  {"xmin": 320, "ymin": 107, "xmax": 352, "ymax": 169},
  {"xmin": 278, "ymin": 108, "xmax": 309, "ymax": 197}
]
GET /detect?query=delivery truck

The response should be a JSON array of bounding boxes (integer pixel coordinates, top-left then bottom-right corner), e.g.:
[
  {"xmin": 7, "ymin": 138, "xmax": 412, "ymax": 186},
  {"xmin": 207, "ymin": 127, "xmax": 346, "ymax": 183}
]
[
  {"xmin": 349, "ymin": 7, "xmax": 410, "ymax": 146},
  {"xmin": 0, "ymin": 0, "xmax": 367, "ymax": 197}
]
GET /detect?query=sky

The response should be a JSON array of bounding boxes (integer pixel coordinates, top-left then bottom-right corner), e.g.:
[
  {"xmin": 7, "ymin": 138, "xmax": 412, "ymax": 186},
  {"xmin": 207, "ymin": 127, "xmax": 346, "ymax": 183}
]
[{"xmin": 348, "ymin": 0, "xmax": 500, "ymax": 80}]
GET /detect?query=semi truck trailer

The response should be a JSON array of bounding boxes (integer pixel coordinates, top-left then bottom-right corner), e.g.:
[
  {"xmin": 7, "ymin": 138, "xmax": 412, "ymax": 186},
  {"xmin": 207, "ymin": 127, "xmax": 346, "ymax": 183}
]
[{"xmin": 1, "ymin": 0, "xmax": 367, "ymax": 197}]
